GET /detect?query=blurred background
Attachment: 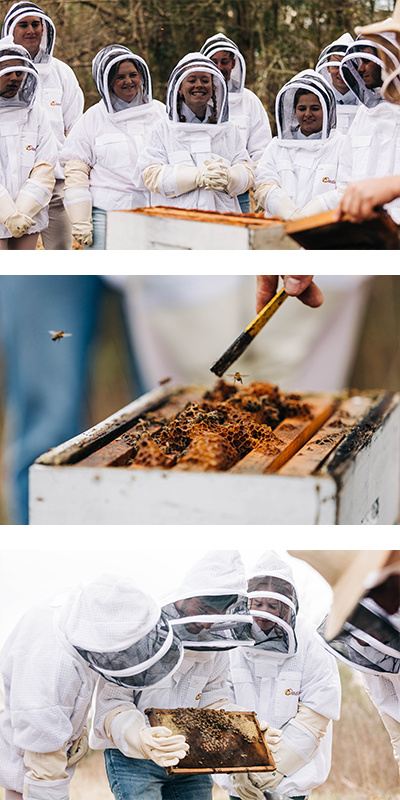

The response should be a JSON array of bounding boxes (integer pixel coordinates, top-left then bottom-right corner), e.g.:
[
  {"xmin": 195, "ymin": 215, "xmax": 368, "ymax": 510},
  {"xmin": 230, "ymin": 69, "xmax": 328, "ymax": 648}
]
[{"xmin": 0, "ymin": 273, "xmax": 399, "ymax": 524}]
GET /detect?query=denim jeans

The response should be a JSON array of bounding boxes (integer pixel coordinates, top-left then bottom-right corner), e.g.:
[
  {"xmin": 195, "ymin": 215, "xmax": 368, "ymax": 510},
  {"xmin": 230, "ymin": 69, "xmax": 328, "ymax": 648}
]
[
  {"xmin": 237, "ymin": 190, "xmax": 251, "ymax": 213},
  {"xmin": 104, "ymin": 750, "xmax": 214, "ymax": 800},
  {"xmin": 84, "ymin": 206, "xmax": 107, "ymax": 250},
  {"xmin": 229, "ymin": 795, "xmax": 308, "ymax": 800}
]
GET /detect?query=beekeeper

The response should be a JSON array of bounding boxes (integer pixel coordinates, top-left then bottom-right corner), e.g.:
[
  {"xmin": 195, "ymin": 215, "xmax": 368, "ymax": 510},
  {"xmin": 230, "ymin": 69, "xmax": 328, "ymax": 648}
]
[
  {"xmin": 0, "ymin": 39, "xmax": 56, "ymax": 250},
  {"xmin": 335, "ymin": 32, "xmax": 400, "ymax": 223},
  {"xmin": 254, "ymin": 69, "xmax": 344, "ymax": 220},
  {"xmin": 137, "ymin": 52, "xmax": 254, "ymax": 213},
  {"xmin": 90, "ymin": 550, "xmax": 254, "ymax": 800},
  {"xmin": 200, "ymin": 32, "xmax": 272, "ymax": 211},
  {"xmin": 59, "ymin": 45, "xmax": 165, "ymax": 250},
  {"xmin": 333, "ymin": 5, "xmax": 400, "ymax": 222},
  {"xmin": 310, "ymin": 550, "xmax": 400, "ymax": 779},
  {"xmin": 224, "ymin": 551, "xmax": 341, "ymax": 800},
  {"xmin": 0, "ymin": 574, "xmax": 185, "ymax": 800},
  {"xmin": 315, "ymin": 33, "xmax": 359, "ymax": 134},
  {"xmin": 1, "ymin": 1, "xmax": 84, "ymax": 249}
]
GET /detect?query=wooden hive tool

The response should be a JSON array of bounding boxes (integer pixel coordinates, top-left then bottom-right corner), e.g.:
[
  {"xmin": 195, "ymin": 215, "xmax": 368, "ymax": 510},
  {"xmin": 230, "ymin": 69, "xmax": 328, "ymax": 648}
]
[{"xmin": 210, "ymin": 286, "xmax": 288, "ymax": 377}]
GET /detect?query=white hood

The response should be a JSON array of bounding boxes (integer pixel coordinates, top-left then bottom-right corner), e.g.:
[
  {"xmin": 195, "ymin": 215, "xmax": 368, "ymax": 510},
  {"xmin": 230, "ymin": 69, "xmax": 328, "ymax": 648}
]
[
  {"xmin": 2, "ymin": 1, "xmax": 56, "ymax": 68},
  {"xmin": 247, "ymin": 551, "xmax": 299, "ymax": 657},
  {"xmin": 0, "ymin": 38, "xmax": 38, "ymax": 109},
  {"xmin": 92, "ymin": 44, "xmax": 153, "ymax": 115},
  {"xmin": 200, "ymin": 32, "xmax": 245, "ymax": 94},
  {"xmin": 166, "ymin": 51, "xmax": 229, "ymax": 124},
  {"xmin": 275, "ymin": 68, "xmax": 337, "ymax": 140},
  {"xmin": 339, "ymin": 35, "xmax": 387, "ymax": 107}
]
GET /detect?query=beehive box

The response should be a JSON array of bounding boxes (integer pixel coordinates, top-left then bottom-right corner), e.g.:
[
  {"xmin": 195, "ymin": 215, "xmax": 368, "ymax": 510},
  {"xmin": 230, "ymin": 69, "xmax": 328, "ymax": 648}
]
[
  {"xmin": 145, "ymin": 707, "xmax": 275, "ymax": 774},
  {"xmin": 29, "ymin": 381, "xmax": 400, "ymax": 525},
  {"xmin": 105, "ymin": 206, "xmax": 299, "ymax": 250}
]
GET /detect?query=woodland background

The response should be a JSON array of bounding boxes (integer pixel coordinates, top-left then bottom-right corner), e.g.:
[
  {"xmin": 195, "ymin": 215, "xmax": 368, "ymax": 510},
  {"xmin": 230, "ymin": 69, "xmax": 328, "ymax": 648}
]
[{"xmin": 0, "ymin": 0, "xmax": 396, "ymax": 131}]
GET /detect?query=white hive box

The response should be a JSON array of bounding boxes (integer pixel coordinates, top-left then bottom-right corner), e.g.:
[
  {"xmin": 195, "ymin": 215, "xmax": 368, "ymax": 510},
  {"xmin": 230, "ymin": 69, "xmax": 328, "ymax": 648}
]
[
  {"xmin": 29, "ymin": 383, "xmax": 400, "ymax": 525},
  {"xmin": 105, "ymin": 206, "xmax": 300, "ymax": 250}
]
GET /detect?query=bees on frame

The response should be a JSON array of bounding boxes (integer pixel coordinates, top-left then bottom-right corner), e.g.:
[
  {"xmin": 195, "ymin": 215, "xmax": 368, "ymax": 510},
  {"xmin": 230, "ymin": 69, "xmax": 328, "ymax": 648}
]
[
  {"xmin": 48, "ymin": 330, "xmax": 73, "ymax": 342},
  {"xmin": 226, "ymin": 372, "xmax": 249, "ymax": 384}
]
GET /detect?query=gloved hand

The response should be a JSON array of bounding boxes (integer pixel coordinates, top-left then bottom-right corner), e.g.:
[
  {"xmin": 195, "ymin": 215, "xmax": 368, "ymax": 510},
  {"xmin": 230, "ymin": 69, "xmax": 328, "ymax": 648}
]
[
  {"xmin": 107, "ymin": 708, "xmax": 189, "ymax": 767},
  {"xmin": 298, "ymin": 196, "xmax": 325, "ymax": 218},
  {"xmin": 276, "ymin": 195, "xmax": 303, "ymax": 221},
  {"xmin": 259, "ymin": 720, "xmax": 282, "ymax": 759},
  {"xmin": 231, "ymin": 772, "xmax": 265, "ymax": 800},
  {"xmin": 203, "ymin": 158, "xmax": 230, "ymax": 190},
  {"xmin": 4, "ymin": 210, "xmax": 35, "ymax": 237},
  {"xmin": 67, "ymin": 726, "xmax": 89, "ymax": 766},
  {"xmin": 138, "ymin": 725, "xmax": 189, "ymax": 767},
  {"xmin": 71, "ymin": 220, "xmax": 93, "ymax": 247}
]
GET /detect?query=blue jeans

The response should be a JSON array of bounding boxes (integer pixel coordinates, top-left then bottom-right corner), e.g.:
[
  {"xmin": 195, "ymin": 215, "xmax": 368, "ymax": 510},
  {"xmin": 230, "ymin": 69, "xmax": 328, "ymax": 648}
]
[
  {"xmin": 84, "ymin": 206, "xmax": 106, "ymax": 250},
  {"xmin": 237, "ymin": 190, "xmax": 251, "ymax": 213},
  {"xmin": 104, "ymin": 750, "xmax": 214, "ymax": 800}
]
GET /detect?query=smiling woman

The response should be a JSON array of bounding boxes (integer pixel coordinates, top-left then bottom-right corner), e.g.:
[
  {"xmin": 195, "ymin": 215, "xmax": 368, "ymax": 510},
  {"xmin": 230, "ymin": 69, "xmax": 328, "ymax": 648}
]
[{"xmin": 294, "ymin": 90, "xmax": 323, "ymax": 136}]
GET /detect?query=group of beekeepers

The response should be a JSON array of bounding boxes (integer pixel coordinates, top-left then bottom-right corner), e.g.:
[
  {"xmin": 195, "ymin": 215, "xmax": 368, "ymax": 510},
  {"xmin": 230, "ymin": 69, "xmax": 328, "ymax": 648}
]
[
  {"xmin": 0, "ymin": 549, "xmax": 399, "ymax": 800},
  {"xmin": 2, "ymin": 0, "xmax": 400, "ymax": 249}
]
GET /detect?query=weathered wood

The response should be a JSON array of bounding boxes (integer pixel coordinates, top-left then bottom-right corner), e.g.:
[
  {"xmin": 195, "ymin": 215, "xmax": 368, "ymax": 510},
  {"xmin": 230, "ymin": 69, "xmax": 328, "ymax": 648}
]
[
  {"xmin": 278, "ymin": 394, "xmax": 373, "ymax": 477},
  {"xmin": 230, "ymin": 395, "xmax": 338, "ymax": 474},
  {"xmin": 285, "ymin": 208, "xmax": 400, "ymax": 250}
]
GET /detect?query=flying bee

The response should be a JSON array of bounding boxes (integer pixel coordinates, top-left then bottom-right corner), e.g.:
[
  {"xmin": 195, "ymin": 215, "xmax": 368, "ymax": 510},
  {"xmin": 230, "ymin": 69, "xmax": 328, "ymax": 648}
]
[
  {"xmin": 48, "ymin": 330, "xmax": 73, "ymax": 342},
  {"xmin": 226, "ymin": 372, "xmax": 249, "ymax": 384},
  {"xmin": 158, "ymin": 376, "xmax": 171, "ymax": 385}
]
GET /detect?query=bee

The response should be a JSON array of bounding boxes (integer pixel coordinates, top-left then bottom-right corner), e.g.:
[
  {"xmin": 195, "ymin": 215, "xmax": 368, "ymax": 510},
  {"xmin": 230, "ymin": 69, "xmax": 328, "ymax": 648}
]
[
  {"xmin": 48, "ymin": 330, "xmax": 73, "ymax": 342},
  {"xmin": 226, "ymin": 372, "xmax": 249, "ymax": 384},
  {"xmin": 158, "ymin": 376, "xmax": 171, "ymax": 385}
]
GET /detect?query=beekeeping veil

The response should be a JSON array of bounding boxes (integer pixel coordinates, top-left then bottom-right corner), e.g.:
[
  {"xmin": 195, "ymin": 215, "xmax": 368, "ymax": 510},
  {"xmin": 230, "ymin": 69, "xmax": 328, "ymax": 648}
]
[
  {"xmin": 92, "ymin": 44, "xmax": 152, "ymax": 114},
  {"xmin": 58, "ymin": 574, "xmax": 184, "ymax": 689},
  {"xmin": 1, "ymin": 1, "xmax": 56, "ymax": 67},
  {"xmin": 288, "ymin": 550, "xmax": 400, "ymax": 676},
  {"xmin": 275, "ymin": 69, "xmax": 337, "ymax": 140},
  {"xmin": 166, "ymin": 52, "xmax": 229, "ymax": 124},
  {"xmin": 315, "ymin": 32, "xmax": 355, "ymax": 84},
  {"xmin": 247, "ymin": 551, "xmax": 299, "ymax": 658},
  {"xmin": 200, "ymin": 32, "xmax": 245, "ymax": 94},
  {"xmin": 355, "ymin": 4, "xmax": 400, "ymax": 105},
  {"xmin": 0, "ymin": 38, "xmax": 37, "ymax": 109},
  {"xmin": 161, "ymin": 550, "xmax": 254, "ymax": 650},
  {"xmin": 339, "ymin": 35, "xmax": 387, "ymax": 107}
]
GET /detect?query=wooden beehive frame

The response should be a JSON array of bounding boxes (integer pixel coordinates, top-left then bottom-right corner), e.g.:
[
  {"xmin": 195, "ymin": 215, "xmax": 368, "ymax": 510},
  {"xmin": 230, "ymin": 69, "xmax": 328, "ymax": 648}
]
[{"xmin": 145, "ymin": 707, "xmax": 275, "ymax": 774}]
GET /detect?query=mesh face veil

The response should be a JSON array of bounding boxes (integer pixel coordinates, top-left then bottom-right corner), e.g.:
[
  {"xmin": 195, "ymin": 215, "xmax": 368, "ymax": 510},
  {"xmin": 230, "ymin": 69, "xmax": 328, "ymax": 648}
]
[
  {"xmin": 361, "ymin": 31, "xmax": 400, "ymax": 105},
  {"xmin": 317, "ymin": 573, "xmax": 400, "ymax": 676},
  {"xmin": 92, "ymin": 45, "xmax": 151, "ymax": 114},
  {"xmin": 160, "ymin": 550, "xmax": 254, "ymax": 650},
  {"xmin": 339, "ymin": 38, "xmax": 385, "ymax": 107},
  {"xmin": 166, "ymin": 52, "xmax": 229, "ymax": 124},
  {"xmin": 248, "ymin": 575, "xmax": 299, "ymax": 656},
  {"xmin": 315, "ymin": 33, "xmax": 354, "ymax": 82},
  {"xmin": 162, "ymin": 594, "xmax": 254, "ymax": 650},
  {"xmin": 0, "ymin": 40, "xmax": 37, "ymax": 108},
  {"xmin": 1, "ymin": 2, "xmax": 56, "ymax": 63},
  {"xmin": 75, "ymin": 610, "xmax": 184, "ymax": 689},
  {"xmin": 200, "ymin": 32, "xmax": 245, "ymax": 94},
  {"xmin": 275, "ymin": 69, "xmax": 337, "ymax": 139}
]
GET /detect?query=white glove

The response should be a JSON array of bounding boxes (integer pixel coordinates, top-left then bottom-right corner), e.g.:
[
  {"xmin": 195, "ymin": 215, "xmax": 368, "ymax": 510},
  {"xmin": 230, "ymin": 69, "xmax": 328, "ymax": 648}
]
[
  {"xmin": 276, "ymin": 194, "xmax": 303, "ymax": 221},
  {"xmin": 4, "ymin": 210, "xmax": 35, "ymax": 237},
  {"xmin": 67, "ymin": 726, "xmax": 89, "ymax": 766},
  {"xmin": 16, "ymin": 162, "xmax": 55, "ymax": 220},
  {"xmin": 259, "ymin": 720, "xmax": 282, "ymax": 758},
  {"xmin": 298, "ymin": 196, "xmax": 325, "ymax": 218},
  {"xmin": 138, "ymin": 725, "xmax": 189, "ymax": 767},
  {"xmin": 108, "ymin": 708, "xmax": 189, "ymax": 767},
  {"xmin": 71, "ymin": 219, "xmax": 93, "ymax": 247},
  {"xmin": 203, "ymin": 158, "xmax": 230, "ymax": 190},
  {"xmin": 231, "ymin": 772, "xmax": 265, "ymax": 800},
  {"xmin": 175, "ymin": 164, "xmax": 211, "ymax": 194}
]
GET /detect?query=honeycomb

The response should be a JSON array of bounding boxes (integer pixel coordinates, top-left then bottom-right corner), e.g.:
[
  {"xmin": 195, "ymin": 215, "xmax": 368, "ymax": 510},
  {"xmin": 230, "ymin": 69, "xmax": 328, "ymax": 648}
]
[{"xmin": 127, "ymin": 379, "xmax": 311, "ymax": 472}]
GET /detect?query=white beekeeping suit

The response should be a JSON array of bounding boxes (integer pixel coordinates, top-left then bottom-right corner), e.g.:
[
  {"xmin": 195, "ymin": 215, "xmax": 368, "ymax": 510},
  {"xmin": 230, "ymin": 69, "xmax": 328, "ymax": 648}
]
[
  {"xmin": 137, "ymin": 52, "xmax": 254, "ymax": 212},
  {"xmin": 0, "ymin": 39, "xmax": 56, "ymax": 241},
  {"xmin": 223, "ymin": 551, "xmax": 341, "ymax": 800},
  {"xmin": 0, "ymin": 575, "xmax": 184, "ymax": 800},
  {"xmin": 337, "ymin": 33, "xmax": 400, "ymax": 223},
  {"xmin": 363, "ymin": 674, "xmax": 400, "ymax": 777},
  {"xmin": 254, "ymin": 69, "xmax": 344, "ymax": 220},
  {"xmin": 200, "ymin": 33, "xmax": 272, "ymax": 162},
  {"xmin": 315, "ymin": 32, "xmax": 360, "ymax": 134},
  {"xmin": 2, "ymin": 1, "xmax": 83, "ymax": 178},
  {"xmin": 59, "ymin": 45, "xmax": 165, "ymax": 246},
  {"xmin": 90, "ymin": 551, "xmax": 249, "ymax": 757}
]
